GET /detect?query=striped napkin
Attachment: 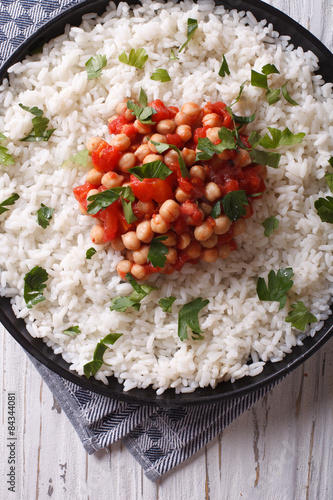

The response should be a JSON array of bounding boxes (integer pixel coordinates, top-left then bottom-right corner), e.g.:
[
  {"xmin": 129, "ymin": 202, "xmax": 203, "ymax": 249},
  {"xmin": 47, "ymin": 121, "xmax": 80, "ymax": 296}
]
[{"xmin": 1, "ymin": 0, "xmax": 276, "ymax": 480}]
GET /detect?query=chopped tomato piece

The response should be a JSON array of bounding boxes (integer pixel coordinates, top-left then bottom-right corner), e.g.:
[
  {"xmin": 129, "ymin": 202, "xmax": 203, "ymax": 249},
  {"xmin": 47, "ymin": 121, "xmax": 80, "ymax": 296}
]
[
  {"xmin": 193, "ymin": 127, "xmax": 207, "ymax": 144},
  {"xmin": 98, "ymin": 201, "xmax": 120, "ymax": 241},
  {"xmin": 149, "ymin": 99, "xmax": 171, "ymax": 122},
  {"xmin": 91, "ymin": 142, "xmax": 121, "ymax": 173},
  {"xmin": 108, "ymin": 115, "xmax": 128, "ymax": 135},
  {"xmin": 166, "ymin": 133, "xmax": 183, "ymax": 149},
  {"xmin": 180, "ymin": 201, "xmax": 204, "ymax": 226},
  {"xmin": 130, "ymin": 174, "xmax": 174, "ymax": 203},
  {"xmin": 203, "ymin": 101, "xmax": 227, "ymax": 115},
  {"xmin": 121, "ymin": 123, "xmax": 137, "ymax": 141}
]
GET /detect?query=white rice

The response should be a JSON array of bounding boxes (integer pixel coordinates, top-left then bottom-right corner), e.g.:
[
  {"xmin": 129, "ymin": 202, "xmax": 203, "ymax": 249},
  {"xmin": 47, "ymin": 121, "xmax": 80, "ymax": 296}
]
[{"xmin": 0, "ymin": 0, "xmax": 332, "ymax": 394}]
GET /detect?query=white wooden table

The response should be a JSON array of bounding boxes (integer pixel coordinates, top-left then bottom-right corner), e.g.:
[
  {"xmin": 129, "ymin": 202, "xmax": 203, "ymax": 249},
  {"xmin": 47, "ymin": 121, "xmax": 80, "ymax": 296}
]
[{"xmin": 1, "ymin": 1, "xmax": 332, "ymax": 498}]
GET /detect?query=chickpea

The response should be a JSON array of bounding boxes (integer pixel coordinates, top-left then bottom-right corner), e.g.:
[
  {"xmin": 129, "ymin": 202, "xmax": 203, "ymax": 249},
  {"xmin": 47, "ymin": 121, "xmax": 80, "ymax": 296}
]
[
  {"xmin": 142, "ymin": 134, "xmax": 153, "ymax": 144},
  {"xmin": 190, "ymin": 165, "xmax": 205, "ymax": 181},
  {"xmin": 124, "ymin": 108, "xmax": 135, "ymax": 122},
  {"xmin": 176, "ymin": 125, "xmax": 192, "ymax": 142},
  {"xmin": 184, "ymin": 241, "xmax": 202, "ymax": 259},
  {"xmin": 110, "ymin": 134, "xmax": 131, "ymax": 151},
  {"xmin": 166, "ymin": 247, "xmax": 177, "ymax": 264},
  {"xmin": 116, "ymin": 259, "xmax": 133, "ymax": 279},
  {"xmin": 136, "ymin": 220, "xmax": 154, "ymax": 243},
  {"xmin": 133, "ymin": 119, "xmax": 151, "ymax": 135},
  {"xmin": 202, "ymin": 113, "xmax": 222, "ymax": 128},
  {"xmin": 131, "ymin": 263, "xmax": 147, "ymax": 280},
  {"xmin": 148, "ymin": 134, "xmax": 167, "ymax": 153},
  {"xmin": 206, "ymin": 127, "xmax": 221, "ymax": 143},
  {"xmin": 164, "ymin": 149, "xmax": 179, "ymax": 167},
  {"xmin": 86, "ymin": 168, "xmax": 103, "ymax": 185},
  {"xmin": 142, "ymin": 154, "xmax": 163, "ymax": 164},
  {"xmin": 175, "ymin": 187, "xmax": 191, "ymax": 203},
  {"xmin": 194, "ymin": 221, "xmax": 214, "ymax": 242},
  {"xmin": 134, "ymin": 144, "xmax": 151, "ymax": 163},
  {"xmin": 86, "ymin": 136, "xmax": 103, "ymax": 153},
  {"xmin": 181, "ymin": 102, "xmax": 201, "ymax": 118},
  {"xmin": 121, "ymin": 231, "xmax": 141, "ymax": 250},
  {"xmin": 213, "ymin": 215, "xmax": 232, "ymax": 235},
  {"xmin": 201, "ymin": 234, "xmax": 218, "ymax": 248},
  {"xmin": 135, "ymin": 201, "xmax": 155, "ymax": 218},
  {"xmin": 201, "ymin": 247, "xmax": 219, "ymax": 263},
  {"xmin": 133, "ymin": 245, "xmax": 149, "ymax": 265},
  {"xmin": 177, "ymin": 232, "xmax": 191, "ymax": 250},
  {"xmin": 151, "ymin": 214, "xmax": 170, "ymax": 234},
  {"xmin": 204, "ymin": 182, "xmax": 222, "ymax": 202},
  {"xmin": 232, "ymin": 218, "xmax": 247, "ymax": 236},
  {"xmin": 174, "ymin": 111, "xmax": 192, "ymax": 126},
  {"xmin": 159, "ymin": 199, "xmax": 180, "ymax": 223},
  {"xmin": 108, "ymin": 115, "xmax": 118, "ymax": 124},
  {"xmin": 118, "ymin": 152, "xmax": 136, "ymax": 172},
  {"xmin": 126, "ymin": 249, "xmax": 134, "ymax": 261},
  {"xmin": 181, "ymin": 147, "xmax": 196, "ymax": 167},
  {"xmin": 111, "ymin": 236, "xmax": 125, "ymax": 252},
  {"xmin": 78, "ymin": 203, "xmax": 87, "ymax": 215},
  {"xmin": 90, "ymin": 225, "xmax": 104, "ymax": 245},
  {"xmin": 116, "ymin": 99, "xmax": 129, "ymax": 115},
  {"xmin": 87, "ymin": 189, "xmax": 99, "ymax": 199},
  {"xmin": 156, "ymin": 119, "xmax": 176, "ymax": 135},
  {"xmin": 219, "ymin": 243, "xmax": 232, "ymax": 259},
  {"xmin": 200, "ymin": 202, "xmax": 212, "ymax": 216},
  {"xmin": 101, "ymin": 172, "xmax": 124, "ymax": 189},
  {"xmin": 162, "ymin": 231, "xmax": 177, "ymax": 247},
  {"xmin": 234, "ymin": 148, "xmax": 252, "ymax": 168}
]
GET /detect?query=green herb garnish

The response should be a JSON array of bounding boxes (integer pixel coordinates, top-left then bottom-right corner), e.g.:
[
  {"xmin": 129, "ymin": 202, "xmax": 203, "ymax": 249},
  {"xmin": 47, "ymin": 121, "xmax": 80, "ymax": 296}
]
[
  {"xmin": 159, "ymin": 296, "xmax": 176, "ymax": 313},
  {"xmin": 285, "ymin": 302, "xmax": 317, "ymax": 331},
  {"xmin": 23, "ymin": 265, "xmax": 48, "ymax": 308},
  {"xmin": 222, "ymin": 190, "xmax": 248, "ymax": 221},
  {"xmin": 87, "ymin": 186, "xmax": 136, "ymax": 224},
  {"xmin": 250, "ymin": 149, "xmax": 281, "ymax": 169},
  {"xmin": 20, "ymin": 110, "xmax": 55, "ymax": 142},
  {"xmin": 256, "ymin": 267, "xmax": 294, "ymax": 310},
  {"xmin": 147, "ymin": 236, "xmax": 169, "ymax": 268},
  {"xmin": 83, "ymin": 333, "xmax": 123, "ymax": 378},
  {"xmin": 149, "ymin": 140, "xmax": 190, "ymax": 178},
  {"xmin": 218, "ymin": 55, "xmax": 230, "ymax": 77},
  {"xmin": 196, "ymin": 127, "xmax": 237, "ymax": 161},
  {"xmin": 118, "ymin": 48, "xmax": 148, "ymax": 69},
  {"xmin": 0, "ymin": 193, "xmax": 19, "ymax": 215},
  {"xmin": 259, "ymin": 127, "xmax": 305, "ymax": 149},
  {"xmin": 211, "ymin": 201, "xmax": 222, "ymax": 219},
  {"xmin": 266, "ymin": 88, "xmax": 281, "ymax": 106},
  {"xmin": 251, "ymin": 70, "xmax": 268, "ymax": 90},
  {"xmin": 315, "ymin": 196, "xmax": 333, "ymax": 223},
  {"xmin": 37, "ymin": 203, "xmax": 54, "ymax": 229},
  {"xmin": 261, "ymin": 64, "xmax": 280, "ymax": 75},
  {"xmin": 126, "ymin": 87, "xmax": 156, "ymax": 124},
  {"xmin": 86, "ymin": 247, "xmax": 97, "ymax": 259},
  {"xmin": 85, "ymin": 54, "xmax": 107, "ymax": 79},
  {"xmin": 179, "ymin": 18, "xmax": 198, "ymax": 53},
  {"xmin": 110, "ymin": 273, "xmax": 157, "ymax": 312},
  {"xmin": 19, "ymin": 104, "xmax": 44, "ymax": 116},
  {"xmin": 63, "ymin": 326, "xmax": 81, "ymax": 337},
  {"xmin": 262, "ymin": 215, "xmax": 279, "ymax": 237},
  {"xmin": 150, "ymin": 68, "xmax": 171, "ymax": 82},
  {"xmin": 170, "ymin": 49, "xmax": 179, "ymax": 60},
  {"xmin": 178, "ymin": 297, "xmax": 209, "ymax": 341},
  {"xmin": 281, "ymin": 82, "xmax": 299, "ymax": 106},
  {"xmin": 65, "ymin": 149, "xmax": 90, "ymax": 168},
  {"xmin": 128, "ymin": 160, "xmax": 173, "ymax": 181}
]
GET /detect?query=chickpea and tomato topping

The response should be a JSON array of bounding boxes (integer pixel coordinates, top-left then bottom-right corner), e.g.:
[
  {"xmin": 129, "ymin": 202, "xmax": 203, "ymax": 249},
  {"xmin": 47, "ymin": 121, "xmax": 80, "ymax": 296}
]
[{"xmin": 73, "ymin": 97, "xmax": 267, "ymax": 279}]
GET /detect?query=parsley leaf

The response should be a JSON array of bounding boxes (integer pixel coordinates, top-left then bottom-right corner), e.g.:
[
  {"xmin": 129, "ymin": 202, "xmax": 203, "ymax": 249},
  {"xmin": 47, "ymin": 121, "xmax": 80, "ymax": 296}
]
[
  {"xmin": 83, "ymin": 333, "xmax": 123, "ymax": 378},
  {"xmin": 259, "ymin": 127, "xmax": 305, "ymax": 149},
  {"xmin": 85, "ymin": 54, "xmax": 107, "ymax": 79},
  {"xmin": 285, "ymin": 302, "xmax": 317, "ymax": 331},
  {"xmin": 87, "ymin": 186, "xmax": 135, "ymax": 224},
  {"xmin": 261, "ymin": 64, "xmax": 280, "ymax": 75},
  {"xmin": 37, "ymin": 203, "xmax": 54, "ymax": 229},
  {"xmin": 229, "ymin": 81, "xmax": 248, "ymax": 107},
  {"xmin": 159, "ymin": 296, "xmax": 176, "ymax": 313},
  {"xmin": 222, "ymin": 190, "xmax": 248, "ymax": 221},
  {"xmin": 248, "ymin": 131, "xmax": 262, "ymax": 148},
  {"xmin": 315, "ymin": 196, "xmax": 333, "ymax": 223},
  {"xmin": 179, "ymin": 18, "xmax": 198, "ymax": 53},
  {"xmin": 266, "ymin": 88, "xmax": 281, "ymax": 105},
  {"xmin": 0, "ymin": 193, "xmax": 19, "ymax": 215},
  {"xmin": 170, "ymin": 48, "xmax": 179, "ymax": 60},
  {"xmin": 127, "ymin": 99, "xmax": 156, "ymax": 125},
  {"xmin": 256, "ymin": 267, "xmax": 294, "ymax": 310},
  {"xmin": 147, "ymin": 236, "xmax": 169, "ymax": 268},
  {"xmin": 178, "ymin": 297, "xmax": 209, "ymax": 341},
  {"xmin": 86, "ymin": 247, "xmax": 97, "ymax": 259},
  {"xmin": 149, "ymin": 140, "xmax": 190, "ymax": 178},
  {"xmin": 250, "ymin": 149, "xmax": 281, "ymax": 169},
  {"xmin": 129, "ymin": 160, "xmax": 173, "ymax": 181},
  {"xmin": 20, "ymin": 114, "xmax": 55, "ymax": 142},
  {"xmin": 0, "ymin": 133, "xmax": 7, "ymax": 140},
  {"xmin": 218, "ymin": 55, "xmax": 230, "ymax": 77},
  {"xmin": 262, "ymin": 215, "xmax": 279, "ymax": 236},
  {"xmin": 65, "ymin": 149, "xmax": 89, "ymax": 168},
  {"xmin": 325, "ymin": 174, "xmax": 333, "ymax": 193},
  {"xmin": 196, "ymin": 128, "xmax": 237, "ymax": 161},
  {"xmin": 251, "ymin": 70, "xmax": 268, "ymax": 90},
  {"xmin": 23, "ymin": 265, "xmax": 48, "ymax": 308},
  {"xmin": 150, "ymin": 68, "xmax": 171, "ymax": 82},
  {"xmin": 281, "ymin": 82, "xmax": 299, "ymax": 106},
  {"xmin": 211, "ymin": 201, "xmax": 222, "ymax": 219},
  {"xmin": 110, "ymin": 273, "xmax": 157, "ymax": 312},
  {"xmin": 63, "ymin": 326, "xmax": 81, "ymax": 337},
  {"xmin": 118, "ymin": 48, "xmax": 148, "ymax": 69},
  {"xmin": 19, "ymin": 103, "xmax": 44, "ymax": 116},
  {"xmin": 328, "ymin": 157, "xmax": 333, "ymax": 168}
]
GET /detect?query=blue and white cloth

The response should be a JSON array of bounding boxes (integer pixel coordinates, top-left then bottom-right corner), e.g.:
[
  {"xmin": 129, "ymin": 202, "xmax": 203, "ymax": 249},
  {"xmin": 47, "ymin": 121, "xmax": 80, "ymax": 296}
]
[{"xmin": 1, "ymin": 0, "xmax": 277, "ymax": 480}]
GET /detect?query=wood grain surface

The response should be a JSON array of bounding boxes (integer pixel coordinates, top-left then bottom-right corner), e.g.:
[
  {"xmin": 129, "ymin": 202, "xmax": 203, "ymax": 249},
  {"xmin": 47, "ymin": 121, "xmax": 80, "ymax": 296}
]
[{"xmin": 1, "ymin": 1, "xmax": 332, "ymax": 499}]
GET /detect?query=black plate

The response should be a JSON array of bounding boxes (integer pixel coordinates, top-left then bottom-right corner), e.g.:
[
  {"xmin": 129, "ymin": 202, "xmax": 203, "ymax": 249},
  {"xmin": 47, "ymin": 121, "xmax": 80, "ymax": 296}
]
[{"xmin": 1, "ymin": 0, "xmax": 332, "ymax": 407}]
